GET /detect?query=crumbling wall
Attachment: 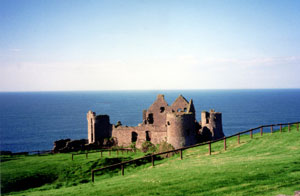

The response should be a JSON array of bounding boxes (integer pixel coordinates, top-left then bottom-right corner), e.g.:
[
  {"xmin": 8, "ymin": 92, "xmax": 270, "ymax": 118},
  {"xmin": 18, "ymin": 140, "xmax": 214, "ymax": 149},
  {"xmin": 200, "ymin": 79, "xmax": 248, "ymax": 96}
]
[
  {"xmin": 171, "ymin": 95, "xmax": 189, "ymax": 113},
  {"xmin": 87, "ymin": 111, "xmax": 112, "ymax": 144},
  {"xmin": 112, "ymin": 124, "xmax": 167, "ymax": 148},
  {"xmin": 208, "ymin": 112, "xmax": 224, "ymax": 139},
  {"xmin": 112, "ymin": 126, "xmax": 135, "ymax": 147},
  {"xmin": 94, "ymin": 115, "xmax": 112, "ymax": 143},
  {"xmin": 145, "ymin": 94, "xmax": 171, "ymax": 126},
  {"xmin": 201, "ymin": 110, "xmax": 224, "ymax": 140}
]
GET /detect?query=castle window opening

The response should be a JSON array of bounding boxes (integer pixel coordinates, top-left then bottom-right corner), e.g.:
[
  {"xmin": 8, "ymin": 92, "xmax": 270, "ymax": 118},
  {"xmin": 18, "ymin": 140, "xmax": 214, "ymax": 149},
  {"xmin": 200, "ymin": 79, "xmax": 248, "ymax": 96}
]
[
  {"xmin": 160, "ymin": 107, "xmax": 165, "ymax": 113},
  {"xmin": 177, "ymin": 108, "xmax": 182, "ymax": 112},
  {"xmin": 131, "ymin": 132, "xmax": 138, "ymax": 143},
  {"xmin": 184, "ymin": 108, "xmax": 187, "ymax": 112},
  {"xmin": 167, "ymin": 121, "xmax": 170, "ymax": 125},
  {"xmin": 146, "ymin": 131, "xmax": 151, "ymax": 141},
  {"xmin": 147, "ymin": 113, "xmax": 154, "ymax": 124}
]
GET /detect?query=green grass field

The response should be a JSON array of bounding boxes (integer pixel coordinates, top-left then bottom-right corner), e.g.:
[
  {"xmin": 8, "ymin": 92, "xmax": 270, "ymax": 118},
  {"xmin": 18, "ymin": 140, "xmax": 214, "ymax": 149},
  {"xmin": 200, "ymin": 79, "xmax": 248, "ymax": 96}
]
[{"xmin": 1, "ymin": 125, "xmax": 300, "ymax": 196}]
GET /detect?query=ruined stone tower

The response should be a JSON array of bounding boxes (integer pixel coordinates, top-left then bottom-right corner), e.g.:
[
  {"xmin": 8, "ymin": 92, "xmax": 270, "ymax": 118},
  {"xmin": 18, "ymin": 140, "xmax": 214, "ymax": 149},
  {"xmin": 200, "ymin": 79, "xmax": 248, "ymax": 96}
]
[
  {"xmin": 87, "ymin": 111, "xmax": 111, "ymax": 144},
  {"xmin": 87, "ymin": 94, "xmax": 224, "ymax": 149},
  {"xmin": 166, "ymin": 113, "xmax": 197, "ymax": 149},
  {"xmin": 201, "ymin": 110, "xmax": 224, "ymax": 140},
  {"xmin": 87, "ymin": 111, "xmax": 96, "ymax": 143}
]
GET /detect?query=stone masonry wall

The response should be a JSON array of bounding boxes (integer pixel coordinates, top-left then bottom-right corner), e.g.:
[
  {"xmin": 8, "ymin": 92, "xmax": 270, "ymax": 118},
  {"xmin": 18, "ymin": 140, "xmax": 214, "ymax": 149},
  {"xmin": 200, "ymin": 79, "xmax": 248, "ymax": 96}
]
[
  {"xmin": 112, "ymin": 124, "xmax": 167, "ymax": 148},
  {"xmin": 146, "ymin": 94, "xmax": 171, "ymax": 126},
  {"xmin": 166, "ymin": 113, "xmax": 196, "ymax": 149}
]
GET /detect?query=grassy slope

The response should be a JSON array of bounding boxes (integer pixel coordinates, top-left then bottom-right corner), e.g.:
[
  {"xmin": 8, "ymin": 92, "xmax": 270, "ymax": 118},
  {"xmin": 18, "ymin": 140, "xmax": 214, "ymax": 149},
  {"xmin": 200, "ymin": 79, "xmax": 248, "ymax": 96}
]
[
  {"xmin": 2, "ymin": 125, "xmax": 300, "ymax": 196},
  {"xmin": 1, "ymin": 149, "xmax": 146, "ymax": 194}
]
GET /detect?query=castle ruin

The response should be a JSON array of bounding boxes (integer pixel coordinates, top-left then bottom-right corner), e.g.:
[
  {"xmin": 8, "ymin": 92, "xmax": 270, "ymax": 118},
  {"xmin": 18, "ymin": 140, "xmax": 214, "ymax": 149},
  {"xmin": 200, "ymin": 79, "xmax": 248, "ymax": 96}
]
[{"xmin": 87, "ymin": 94, "xmax": 224, "ymax": 149}]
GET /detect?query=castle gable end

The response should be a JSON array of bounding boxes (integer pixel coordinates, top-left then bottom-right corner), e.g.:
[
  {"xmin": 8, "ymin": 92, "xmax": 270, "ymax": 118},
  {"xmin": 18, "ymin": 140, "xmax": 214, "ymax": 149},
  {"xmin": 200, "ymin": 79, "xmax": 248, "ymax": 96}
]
[
  {"xmin": 171, "ymin": 95, "xmax": 190, "ymax": 113},
  {"xmin": 145, "ymin": 94, "xmax": 170, "ymax": 126}
]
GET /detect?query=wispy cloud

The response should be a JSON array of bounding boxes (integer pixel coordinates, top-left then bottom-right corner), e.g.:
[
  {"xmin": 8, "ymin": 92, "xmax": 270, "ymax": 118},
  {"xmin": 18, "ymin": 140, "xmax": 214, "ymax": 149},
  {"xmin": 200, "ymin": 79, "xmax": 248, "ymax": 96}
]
[
  {"xmin": 202, "ymin": 56, "xmax": 300, "ymax": 67},
  {"xmin": 9, "ymin": 48, "xmax": 22, "ymax": 52}
]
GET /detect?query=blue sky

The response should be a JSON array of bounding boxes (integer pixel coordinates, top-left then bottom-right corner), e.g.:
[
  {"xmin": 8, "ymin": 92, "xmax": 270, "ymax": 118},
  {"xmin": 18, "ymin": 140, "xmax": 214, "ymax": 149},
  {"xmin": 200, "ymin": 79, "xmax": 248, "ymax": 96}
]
[{"xmin": 1, "ymin": 0, "xmax": 300, "ymax": 91}]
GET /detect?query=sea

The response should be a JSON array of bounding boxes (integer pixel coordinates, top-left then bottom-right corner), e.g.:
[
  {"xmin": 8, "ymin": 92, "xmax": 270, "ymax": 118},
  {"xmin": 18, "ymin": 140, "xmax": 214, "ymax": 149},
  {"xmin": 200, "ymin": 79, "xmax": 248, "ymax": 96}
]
[{"xmin": 1, "ymin": 89, "xmax": 300, "ymax": 153}]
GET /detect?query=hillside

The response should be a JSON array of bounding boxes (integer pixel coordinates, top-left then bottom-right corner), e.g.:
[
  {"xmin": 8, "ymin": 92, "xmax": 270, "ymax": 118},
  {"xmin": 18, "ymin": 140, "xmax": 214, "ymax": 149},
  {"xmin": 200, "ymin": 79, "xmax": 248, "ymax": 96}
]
[{"xmin": 1, "ymin": 125, "xmax": 300, "ymax": 196}]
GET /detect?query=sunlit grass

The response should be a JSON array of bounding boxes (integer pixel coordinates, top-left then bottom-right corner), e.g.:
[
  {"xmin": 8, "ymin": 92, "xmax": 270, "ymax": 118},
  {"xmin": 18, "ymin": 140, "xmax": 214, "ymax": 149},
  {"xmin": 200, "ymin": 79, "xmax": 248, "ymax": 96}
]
[{"xmin": 1, "ymin": 125, "xmax": 299, "ymax": 196}]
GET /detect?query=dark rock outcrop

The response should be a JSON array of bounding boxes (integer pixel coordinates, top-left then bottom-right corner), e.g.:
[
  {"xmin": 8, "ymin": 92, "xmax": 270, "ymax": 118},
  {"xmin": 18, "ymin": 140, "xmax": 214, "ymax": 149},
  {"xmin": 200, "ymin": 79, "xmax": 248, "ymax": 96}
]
[{"xmin": 52, "ymin": 139, "xmax": 88, "ymax": 153}]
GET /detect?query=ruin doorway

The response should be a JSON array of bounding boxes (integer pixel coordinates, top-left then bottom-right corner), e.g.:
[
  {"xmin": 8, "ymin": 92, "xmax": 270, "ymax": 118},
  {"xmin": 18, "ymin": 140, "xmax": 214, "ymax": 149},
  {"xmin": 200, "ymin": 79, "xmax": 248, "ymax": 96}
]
[
  {"xmin": 131, "ymin": 132, "xmax": 138, "ymax": 143},
  {"xmin": 146, "ymin": 131, "xmax": 151, "ymax": 141}
]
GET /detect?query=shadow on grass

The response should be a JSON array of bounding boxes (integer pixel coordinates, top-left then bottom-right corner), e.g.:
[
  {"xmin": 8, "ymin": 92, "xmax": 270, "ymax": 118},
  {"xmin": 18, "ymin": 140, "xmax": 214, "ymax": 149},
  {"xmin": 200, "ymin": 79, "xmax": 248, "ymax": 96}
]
[{"xmin": 1, "ymin": 173, "xmax": 58, "ymax": 194}]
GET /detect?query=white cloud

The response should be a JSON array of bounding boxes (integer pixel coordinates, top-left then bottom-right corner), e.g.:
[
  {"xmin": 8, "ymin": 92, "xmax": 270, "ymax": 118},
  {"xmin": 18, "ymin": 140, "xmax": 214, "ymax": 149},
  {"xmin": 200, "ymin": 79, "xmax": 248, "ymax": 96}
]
[{"xmin": 1, "ymin": 55, "xmax": 299, "ymax": 91}]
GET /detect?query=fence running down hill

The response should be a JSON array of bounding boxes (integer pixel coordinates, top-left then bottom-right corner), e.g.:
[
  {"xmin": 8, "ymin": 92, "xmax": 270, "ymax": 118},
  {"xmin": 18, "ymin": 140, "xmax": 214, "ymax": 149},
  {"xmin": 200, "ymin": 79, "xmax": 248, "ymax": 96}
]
[
  {"xmin": 91, "ymin": 121, "xmax": 299, "ymax": 182},
  {"xmin": 71, "ymin": 148, "xmax": 134, "ymax": 160}
]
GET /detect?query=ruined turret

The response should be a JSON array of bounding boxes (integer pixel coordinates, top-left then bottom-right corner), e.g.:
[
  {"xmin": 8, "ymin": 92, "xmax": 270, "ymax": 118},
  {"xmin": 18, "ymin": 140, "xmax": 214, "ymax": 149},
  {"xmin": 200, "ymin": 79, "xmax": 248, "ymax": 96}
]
[
  {"xmin": 166, "ymin": 96, "xmax": 197, "ymax": 149},
  {"xmin": 201, "ymin": 109, "xmax": 224, "ymax": 140},
  {"xmin": 87, "ymin": 111, "xmax": 112, "ymax": 144},
  {"xmin": 87, "ymin": 110, "xmax": 96, "ymax": 143},
  {"xmin": 166, "ymin": 112, "xmax": 197, "ymax": 149}
]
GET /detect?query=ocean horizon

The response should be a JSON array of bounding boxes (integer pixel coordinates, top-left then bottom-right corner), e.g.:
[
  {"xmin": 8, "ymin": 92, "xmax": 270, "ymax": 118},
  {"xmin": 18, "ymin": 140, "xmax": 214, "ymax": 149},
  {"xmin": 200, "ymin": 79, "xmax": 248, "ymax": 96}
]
[{"xmin": 1, "ymin": 89, "xmax": 300, "ymax": 152}]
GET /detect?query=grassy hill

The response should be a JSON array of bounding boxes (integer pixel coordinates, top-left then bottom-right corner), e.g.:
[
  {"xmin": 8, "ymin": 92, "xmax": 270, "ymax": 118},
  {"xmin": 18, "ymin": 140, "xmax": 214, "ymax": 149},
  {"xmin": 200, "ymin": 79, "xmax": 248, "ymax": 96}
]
[{"xmin": 1, "ymin": 125, "xmax": 300, "ymax": 196}]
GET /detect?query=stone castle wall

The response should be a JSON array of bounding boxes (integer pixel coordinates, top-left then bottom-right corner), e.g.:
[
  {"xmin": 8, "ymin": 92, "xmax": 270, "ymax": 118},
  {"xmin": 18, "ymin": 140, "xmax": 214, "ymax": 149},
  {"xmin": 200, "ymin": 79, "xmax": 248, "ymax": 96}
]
[{"xmin": 112, "ymin": 125, "xmax": 167, "ymax": 148}]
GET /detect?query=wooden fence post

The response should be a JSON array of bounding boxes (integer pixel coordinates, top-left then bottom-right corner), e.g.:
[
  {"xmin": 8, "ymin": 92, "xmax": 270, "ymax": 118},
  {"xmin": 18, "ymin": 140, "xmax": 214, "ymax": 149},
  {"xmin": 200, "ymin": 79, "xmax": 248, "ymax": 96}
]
[
  {"xmin": 238, "ymin": 134, "xmax": 240, "ymax": 144},
  {"xmin": 151, "ymin": 155, "xmax": 155, "ymax": 166},
  {"xmin": 280, "ymin": 124, "xmax": 282, "ymax": 133},
  {"xmin": 100, "ymin": 151, "xmax": 103, "ymax": 158},
  {"xmin": 288, "ymin": 124, "xmax": 291, "ymax": 132},
  {"xmin": 250, "ymin": 130, "xmax": 253, "ymax": 139},
  {"xmin": 180, "ymin": 149, "xmax": 183, "ymax": 160},
  {"xmin": 271, "ymin": 125, "xmax": 273, "ymax": 134},
  {"xmin": 209, "ymin": 142, "xmax": 211, "ymax": 155},
  {"xmin": 109, "ymin": 150, "xmax": 111, "ymax": 156},
  {"xmin": 224, "ymin": 137, "xmax": 226, "ymax": 151},
  {"xmin": 117, "ymin": 150, "xmax": 119, "ymax": 156},
  {"xmin": 260, "ymin": 127, "xmax": 263, "ymax": 136},
  {"xmin": 121, "ymin": 164, "xmax": 124, "ymax": 176},
  {"xmin": 92, "ymin": 170, "xmax": 94, "ymax": 183},
  {"xmin": 297, "ymin": 123, "xmax": 299, "ymax": 131}
]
